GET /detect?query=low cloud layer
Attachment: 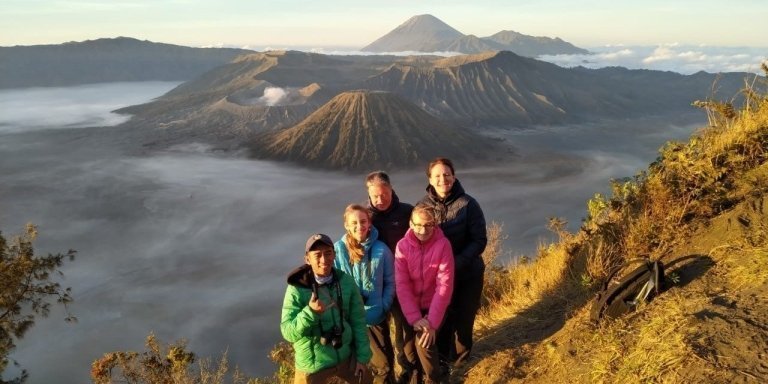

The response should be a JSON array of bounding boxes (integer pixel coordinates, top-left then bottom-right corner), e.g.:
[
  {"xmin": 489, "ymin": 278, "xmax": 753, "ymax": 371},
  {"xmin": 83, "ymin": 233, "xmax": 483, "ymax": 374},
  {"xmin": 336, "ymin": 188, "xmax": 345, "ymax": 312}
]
[
  {"xmin": 540, "ymin": 44, "xmax": 767, "ymax": 74},
  {"xmin": 248, "ymin": 44, "xmax": 765, "ymax": 75},
  {"xmin": 0, "ymin": 82, "xmax": 180, "ymax": 133}
]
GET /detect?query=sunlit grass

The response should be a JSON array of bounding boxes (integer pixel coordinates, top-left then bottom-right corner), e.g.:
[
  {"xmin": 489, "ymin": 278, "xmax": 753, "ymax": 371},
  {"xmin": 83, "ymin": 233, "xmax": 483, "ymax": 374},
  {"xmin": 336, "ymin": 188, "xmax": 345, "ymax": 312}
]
[{"xmin": 468, "ymin": 67, "xmax": 768, "ymax": 381}]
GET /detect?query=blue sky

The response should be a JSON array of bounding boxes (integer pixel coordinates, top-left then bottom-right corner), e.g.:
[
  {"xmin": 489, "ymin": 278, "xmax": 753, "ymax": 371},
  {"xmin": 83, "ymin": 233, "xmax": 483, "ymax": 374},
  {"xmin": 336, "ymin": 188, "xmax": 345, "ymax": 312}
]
[{"xmin": 2, "ymin": 0, "xmax": 767, "ymax": 48}]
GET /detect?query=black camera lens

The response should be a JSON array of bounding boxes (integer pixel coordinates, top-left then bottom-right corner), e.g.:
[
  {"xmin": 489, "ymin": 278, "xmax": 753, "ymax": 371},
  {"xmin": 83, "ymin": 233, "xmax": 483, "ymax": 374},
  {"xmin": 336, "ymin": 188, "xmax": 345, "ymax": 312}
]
[{"xmin": 320, "ymin": 328, "xmax": 343, "ymax": 349}]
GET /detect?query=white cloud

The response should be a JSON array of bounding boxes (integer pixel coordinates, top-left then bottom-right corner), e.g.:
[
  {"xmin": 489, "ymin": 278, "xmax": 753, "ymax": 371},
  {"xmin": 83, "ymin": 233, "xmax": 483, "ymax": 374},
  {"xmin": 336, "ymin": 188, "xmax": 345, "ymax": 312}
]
[
  {"xmin": 213, "ymin": 43, "xmax": 763, "ymax": 75},
  {"xmin": 540, "ymin": 45, "xmax": 767, "ymax": 74},
  {"xmin": 0, "ymin": 81, "xmax": 180, "ymax": 133}
]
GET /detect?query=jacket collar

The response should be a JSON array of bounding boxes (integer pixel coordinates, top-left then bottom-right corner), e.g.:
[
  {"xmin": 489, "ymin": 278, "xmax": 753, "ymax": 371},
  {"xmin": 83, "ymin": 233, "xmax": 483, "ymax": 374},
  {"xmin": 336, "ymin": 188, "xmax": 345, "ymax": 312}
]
[
  {"xmin": 286, "ymin": 264, "xmax": 337, "ymax": 289},
  {"xmin": 341, "ymin": 226, "xmax": 380, "ymax": 253},
  {"xmin": 368, "ymin": 190, "xmax": 402, "ymax": 215},
  {"xmin": 426, "ymin": 178, "xmax": 465, "ymax": 204}
]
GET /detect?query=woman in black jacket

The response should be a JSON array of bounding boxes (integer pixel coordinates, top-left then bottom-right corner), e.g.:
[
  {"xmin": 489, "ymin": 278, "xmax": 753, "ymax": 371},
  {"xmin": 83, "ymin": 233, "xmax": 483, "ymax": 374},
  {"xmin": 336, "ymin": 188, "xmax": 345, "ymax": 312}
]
[{"xmin": 418, "ymin": 157, "xmax": 487, "ymax": 370}]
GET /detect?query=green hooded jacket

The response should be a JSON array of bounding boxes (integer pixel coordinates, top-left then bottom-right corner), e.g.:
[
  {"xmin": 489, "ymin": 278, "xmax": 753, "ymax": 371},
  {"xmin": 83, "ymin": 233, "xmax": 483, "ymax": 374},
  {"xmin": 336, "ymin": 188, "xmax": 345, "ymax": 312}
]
[{"xmin": 280, "ymin": 264, "xmax": 372, "ymax": 374}]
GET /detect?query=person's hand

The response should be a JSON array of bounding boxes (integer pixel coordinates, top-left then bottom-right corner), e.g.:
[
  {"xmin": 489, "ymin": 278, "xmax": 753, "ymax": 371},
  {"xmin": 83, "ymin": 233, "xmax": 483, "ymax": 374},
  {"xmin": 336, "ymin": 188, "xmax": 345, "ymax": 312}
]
[
  {"xmin": 354, "ymin": 362, "xmax": 366, "ymax": 380},
  {"xmin": 418, "ymin": 326, "xmax": 436, "ymax": 349},
  {"xmin": 413, "ymin": 318, "xmax": 430, "ymax": 331},
  {"xmin": 308, "ymin": 291, "xmax": 335, "ymax": 314}
]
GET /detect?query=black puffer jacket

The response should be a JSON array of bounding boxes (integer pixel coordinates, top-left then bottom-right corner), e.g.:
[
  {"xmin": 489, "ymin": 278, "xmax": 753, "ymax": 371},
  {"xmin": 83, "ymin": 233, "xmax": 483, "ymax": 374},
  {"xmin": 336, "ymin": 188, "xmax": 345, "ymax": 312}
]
[
  {"xmin": 368, "ymin": 191, "xmax": 414, "ymax": 253},
  {"xmin": 419, "ymin": 179, "xmax": 487, "ymax": 281}
]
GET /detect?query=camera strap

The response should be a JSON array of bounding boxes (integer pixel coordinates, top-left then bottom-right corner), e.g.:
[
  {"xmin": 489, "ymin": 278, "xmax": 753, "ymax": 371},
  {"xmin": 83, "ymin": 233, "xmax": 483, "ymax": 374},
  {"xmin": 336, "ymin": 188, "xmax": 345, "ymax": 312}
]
[{"xmin": 314, "ymin": 270, "xmax": 345, "ymax": 336}]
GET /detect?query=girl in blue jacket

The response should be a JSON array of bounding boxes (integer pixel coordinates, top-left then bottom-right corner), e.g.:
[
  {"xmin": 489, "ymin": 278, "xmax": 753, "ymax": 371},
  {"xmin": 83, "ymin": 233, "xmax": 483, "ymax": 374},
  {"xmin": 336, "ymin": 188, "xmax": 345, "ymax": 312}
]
[{"xmin": 335, "ymin": 203, "xmax": 396, "ymax": 384}]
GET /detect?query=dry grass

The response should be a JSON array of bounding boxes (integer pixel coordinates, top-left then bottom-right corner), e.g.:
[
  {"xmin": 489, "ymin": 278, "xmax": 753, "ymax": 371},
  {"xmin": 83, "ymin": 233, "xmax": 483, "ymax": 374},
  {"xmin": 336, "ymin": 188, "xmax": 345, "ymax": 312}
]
[
  {"xmin": 467, "ymin": 68, "xmax": 768, "ymax": 382},
  {"xmin": 476, "ymin": 239, "xmax": 578, "ymax": 332},
  {"xmin": 585, "ymin": 292, "xmax": 700, "ymax": 383}
]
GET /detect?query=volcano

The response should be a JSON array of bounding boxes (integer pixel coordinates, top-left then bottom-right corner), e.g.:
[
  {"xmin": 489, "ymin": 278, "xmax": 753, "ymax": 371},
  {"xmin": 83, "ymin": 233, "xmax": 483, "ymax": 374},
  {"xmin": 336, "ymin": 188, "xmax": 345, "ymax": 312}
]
[{"xmin": 252, "ymin": 90, "xmax": 492, "ymax": 170}]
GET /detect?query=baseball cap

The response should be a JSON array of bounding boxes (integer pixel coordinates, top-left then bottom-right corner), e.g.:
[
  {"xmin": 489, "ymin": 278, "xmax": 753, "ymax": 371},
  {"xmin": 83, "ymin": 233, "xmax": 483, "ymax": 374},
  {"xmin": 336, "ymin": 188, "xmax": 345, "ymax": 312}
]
[{"xmin": 305, "ymin": 233, "xmax": 334, "ymax": 252}]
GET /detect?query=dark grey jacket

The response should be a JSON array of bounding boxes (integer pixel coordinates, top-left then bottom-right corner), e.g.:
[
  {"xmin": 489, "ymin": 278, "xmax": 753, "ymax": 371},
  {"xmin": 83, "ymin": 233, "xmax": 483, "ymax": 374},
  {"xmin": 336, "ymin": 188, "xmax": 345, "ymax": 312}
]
[
  {"xmin": 368, "ymin": 191, "xmax": 414, "ymax": 253},
  {"xmin": 419, "ymin": 179, "xmax": 487, "ymax": 281}
]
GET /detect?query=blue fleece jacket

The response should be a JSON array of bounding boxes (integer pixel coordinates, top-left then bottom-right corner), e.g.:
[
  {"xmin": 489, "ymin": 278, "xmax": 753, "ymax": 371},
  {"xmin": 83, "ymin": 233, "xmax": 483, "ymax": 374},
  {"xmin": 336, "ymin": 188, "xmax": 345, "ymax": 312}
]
[{"xmin": 334, "ymin": 226, "xmax": 395, "ymax": 326}]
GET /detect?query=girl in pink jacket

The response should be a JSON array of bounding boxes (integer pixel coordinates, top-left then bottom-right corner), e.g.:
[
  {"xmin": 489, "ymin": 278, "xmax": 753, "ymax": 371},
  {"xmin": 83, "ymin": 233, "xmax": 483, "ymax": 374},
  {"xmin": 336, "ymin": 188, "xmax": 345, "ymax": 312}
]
[{"xmin": 394, "ymin": 205, "xmax": 454, "ymax": 384}]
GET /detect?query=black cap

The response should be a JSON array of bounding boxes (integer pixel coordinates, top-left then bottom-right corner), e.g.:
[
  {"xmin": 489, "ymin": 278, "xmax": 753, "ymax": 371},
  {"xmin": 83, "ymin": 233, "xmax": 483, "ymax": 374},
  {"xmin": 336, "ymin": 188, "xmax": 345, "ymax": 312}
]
[{"xmin": 305, "ymin": 233, "xmax": 333, "ymax": 252}]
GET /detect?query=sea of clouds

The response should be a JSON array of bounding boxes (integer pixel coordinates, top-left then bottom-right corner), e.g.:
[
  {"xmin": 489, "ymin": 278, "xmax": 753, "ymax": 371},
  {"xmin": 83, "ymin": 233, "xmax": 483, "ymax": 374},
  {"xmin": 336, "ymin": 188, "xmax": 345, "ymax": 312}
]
[
  {"xmin": 540, "ymin": 44, "xmax": 767, "ymax": 74},
  {"xmin": 206, "ymin": 43, "xmax": 767, "ymax": 75}
]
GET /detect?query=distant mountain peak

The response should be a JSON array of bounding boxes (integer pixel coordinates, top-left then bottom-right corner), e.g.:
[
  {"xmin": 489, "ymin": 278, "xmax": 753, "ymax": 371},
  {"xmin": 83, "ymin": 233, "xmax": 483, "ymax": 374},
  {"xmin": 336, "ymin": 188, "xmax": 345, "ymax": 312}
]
[
  {"xmin": 361, "ymin": 14, "xmax": 464, "ymax": 52},
  {"xmin": 362, "ymin": 14, "xmax": 588, "ymax": 57},
  {"xmin": 399, "ymin": 14, "xmax": 461, "ymax": 32}
]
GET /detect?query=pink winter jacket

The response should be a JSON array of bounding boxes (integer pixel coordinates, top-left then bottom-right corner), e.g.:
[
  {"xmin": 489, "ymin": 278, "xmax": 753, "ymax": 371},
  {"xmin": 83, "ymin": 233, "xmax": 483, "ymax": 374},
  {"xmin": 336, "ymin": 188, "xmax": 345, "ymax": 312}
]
[{"xmin": 394, "ymin": 226, "xmax": 454, "ymax": 329}]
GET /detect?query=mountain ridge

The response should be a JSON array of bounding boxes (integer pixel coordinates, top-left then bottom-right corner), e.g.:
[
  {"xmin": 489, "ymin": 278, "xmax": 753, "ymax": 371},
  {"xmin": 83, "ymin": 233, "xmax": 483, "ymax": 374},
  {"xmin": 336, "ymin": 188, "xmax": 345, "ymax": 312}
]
[
  {"xmin": 361, "ymin": 14, "xmax": 588, "ymax": 56},
  {"xmin": 0, "ymin": 37, "xmax": 253, "ymax": 89},
  {"xmin": 114, "ymin": 49, "xmax": 747, "ymax": 159}
]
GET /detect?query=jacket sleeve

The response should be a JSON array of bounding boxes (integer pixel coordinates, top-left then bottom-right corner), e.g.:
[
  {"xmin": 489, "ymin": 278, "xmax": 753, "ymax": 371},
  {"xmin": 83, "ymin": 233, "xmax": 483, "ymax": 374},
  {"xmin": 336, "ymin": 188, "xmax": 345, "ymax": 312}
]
[
  {"xmin": 395, "ymin": 242, "xmax": 421, "ymax": 325},
  {"xmin": 427, "ymin": 239, "xmax": 455, "ymax": 330},
  {"xmin": 347, "ymin": 276, "xmax": 373, "ymax": 364},
  {"xmin": 381, "ymin": 246, "xmax": 396, "ymax": 313},
  {"xmin": 364, "ymin": 244, "xmax": 395, "ymax": 326},
  {"xmin": 455, "ymin": 198, "xmax": 487, "ymax": 274},
  {"xmin": 280, "ymin": 285, "xmax": 318, "ymax": 343}
]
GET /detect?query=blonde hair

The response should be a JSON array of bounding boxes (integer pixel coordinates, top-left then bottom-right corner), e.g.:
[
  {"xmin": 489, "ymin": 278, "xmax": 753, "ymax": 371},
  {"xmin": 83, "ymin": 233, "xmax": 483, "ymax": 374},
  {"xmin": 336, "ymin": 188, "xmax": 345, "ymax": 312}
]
[
  {"xmin": 343, "ymin": 204, "xmax": 371, "ymax": 264},
  {"xmin": 411, "ymin": 204, "xmax": 436, "ymax": 223}
]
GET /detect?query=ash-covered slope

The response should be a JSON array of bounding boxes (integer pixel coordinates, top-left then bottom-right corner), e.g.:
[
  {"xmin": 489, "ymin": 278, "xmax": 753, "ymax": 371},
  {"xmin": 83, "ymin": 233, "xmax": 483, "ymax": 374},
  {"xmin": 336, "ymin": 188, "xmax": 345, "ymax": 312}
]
[
  {"xmin": 252, "ymin": 90, "xmax": 492, "ymax": 170},
  {"xmin": 361, "ymin": 51, "xmax": 746, "ymax": 125},
  {"xmin": 117, "ymin": 51, "xmax": 395, "ymax": 137},
  {"xmin": 116, "ymin": 49, "xmax": 746, "ymax": 148}
]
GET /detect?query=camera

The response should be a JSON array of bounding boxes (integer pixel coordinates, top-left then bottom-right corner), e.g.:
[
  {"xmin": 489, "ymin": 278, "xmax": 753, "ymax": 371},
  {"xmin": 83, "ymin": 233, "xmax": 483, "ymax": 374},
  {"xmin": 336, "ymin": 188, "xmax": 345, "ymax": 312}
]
[{"xmin": 320, "ymin": 326, "xmax": 343, "ymax": 349}]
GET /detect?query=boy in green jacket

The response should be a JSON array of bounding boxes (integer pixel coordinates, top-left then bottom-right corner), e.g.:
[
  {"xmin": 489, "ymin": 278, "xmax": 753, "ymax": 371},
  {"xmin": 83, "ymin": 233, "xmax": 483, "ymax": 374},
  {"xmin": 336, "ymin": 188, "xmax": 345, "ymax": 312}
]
[{"xmin": 281, "ymin": 233, "xmax": 373, "ymax": 384}]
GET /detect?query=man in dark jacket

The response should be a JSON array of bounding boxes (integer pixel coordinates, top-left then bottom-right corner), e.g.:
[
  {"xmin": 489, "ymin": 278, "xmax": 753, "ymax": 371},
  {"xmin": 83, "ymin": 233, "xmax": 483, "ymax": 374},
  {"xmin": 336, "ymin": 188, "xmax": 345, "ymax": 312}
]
[
  {"xmin": 366, "ymin": 171, "xmax": 413, "ymax": 252},
  {"xmin": 281, "ymin": 233, "xmax": 373, "ymax": 384},
  {"xmin": 365, "ymin": 171, "xmax": 413, "ymax": 382}
]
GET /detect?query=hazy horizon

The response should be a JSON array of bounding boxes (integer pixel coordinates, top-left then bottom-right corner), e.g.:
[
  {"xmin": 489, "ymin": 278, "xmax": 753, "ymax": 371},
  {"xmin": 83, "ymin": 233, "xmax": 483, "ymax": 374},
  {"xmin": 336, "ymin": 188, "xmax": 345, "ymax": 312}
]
[
  {"xmin": 2, "ymin": 1, "xmax": 766, "ymax": 48},
  {"xmin": 0, "ymin": 82, "xmax": 708, "ymax": 383}
]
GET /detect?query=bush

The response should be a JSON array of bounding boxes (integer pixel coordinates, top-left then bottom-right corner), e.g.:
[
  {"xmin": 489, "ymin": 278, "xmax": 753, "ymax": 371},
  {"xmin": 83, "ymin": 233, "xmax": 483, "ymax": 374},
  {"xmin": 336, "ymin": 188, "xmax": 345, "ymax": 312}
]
[
  {"xmin": 1, "ymin": 224, "xmax": 75, "ymax": 382},
  {"xmin": 90, "ymin": 333, "xmax": 262, "ymax": 384}
]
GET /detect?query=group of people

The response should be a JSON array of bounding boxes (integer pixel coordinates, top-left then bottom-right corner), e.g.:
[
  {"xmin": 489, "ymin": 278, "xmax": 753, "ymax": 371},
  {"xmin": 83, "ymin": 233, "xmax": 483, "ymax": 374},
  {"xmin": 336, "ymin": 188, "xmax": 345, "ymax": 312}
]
[{"xmin": 280, "ymin": 157, "xmax": 488, "ymax": 384}]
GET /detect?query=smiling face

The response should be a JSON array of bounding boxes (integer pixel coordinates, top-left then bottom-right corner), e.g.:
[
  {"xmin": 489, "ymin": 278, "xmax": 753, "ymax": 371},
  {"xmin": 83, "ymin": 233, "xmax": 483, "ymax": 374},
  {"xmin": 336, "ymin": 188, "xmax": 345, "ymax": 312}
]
[
  {"xmin": 410, "ymin": 209, "xmax": 436, "ymax": 243},
  {"xmin": 305, "ymin": 243, "xmax": 335, "ymax": 277},
  {"xmin": 344, "ymin": 207, "xmax": 372, "ymax": 242},
  {"xmin": 429, "ymin": 163, "xmax": 455, "ymax": 198}
]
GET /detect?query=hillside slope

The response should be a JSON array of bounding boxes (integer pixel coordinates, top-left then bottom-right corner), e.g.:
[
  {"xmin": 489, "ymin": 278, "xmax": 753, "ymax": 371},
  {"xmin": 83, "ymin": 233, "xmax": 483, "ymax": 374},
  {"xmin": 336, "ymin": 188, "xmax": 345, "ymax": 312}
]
[
  {"xmin": 459, "ymin": 69, "xmax": 768, "ymax": 383},
  {"xmin": 0, "ymin": 37, "xmax": 251, "ymax": 88},
  {"xmin": 362, "ymin": 51, "xmax": 746, "ymax": 125},
  {"xmin": 117, "ymin": 50, "xmax": 397, "ymax": 139},
  {"xmin": 251, "ymin": 90, "xmax": 495, "ymax": 170},
  {"xmin": 121, "ymin": 50, "xmax": 747, "ymax": 139}
]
